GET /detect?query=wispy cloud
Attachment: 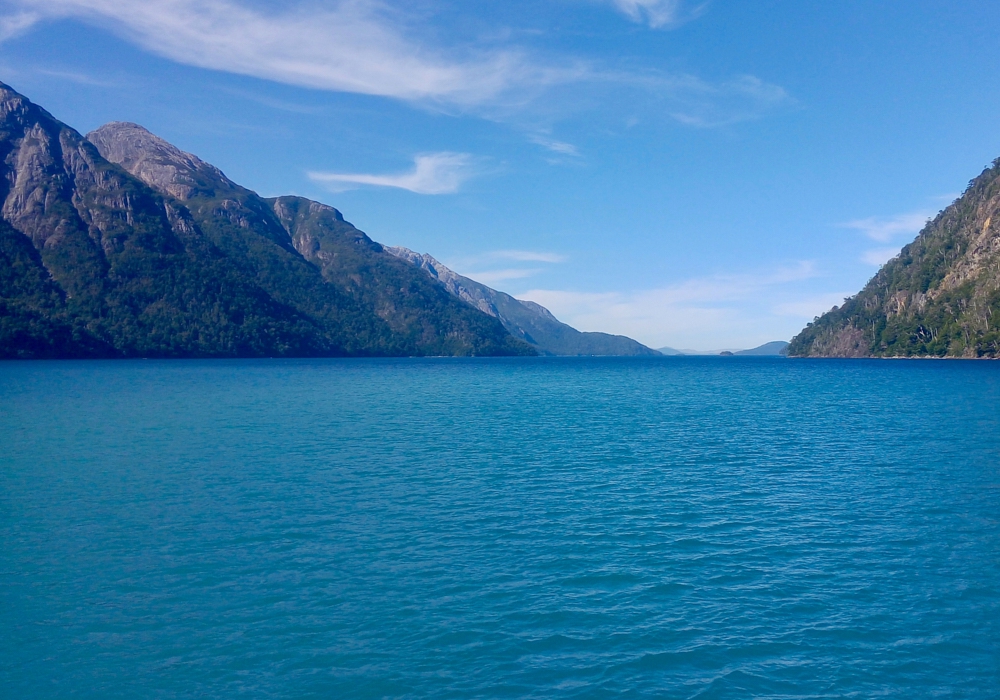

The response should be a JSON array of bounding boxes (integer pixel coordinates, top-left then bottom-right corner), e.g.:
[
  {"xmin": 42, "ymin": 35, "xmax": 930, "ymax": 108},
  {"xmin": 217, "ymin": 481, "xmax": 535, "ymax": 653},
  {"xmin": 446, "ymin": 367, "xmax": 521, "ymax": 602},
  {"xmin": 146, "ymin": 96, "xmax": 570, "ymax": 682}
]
[
  {"xmin": 571, "ymin": 70, "xmax": 792, "ymax": 128},
  {"xmin": 34, "ymin": 67, "xmax": 118, "ymax": 86},
  {"xmin": 843, "ymin": 207, "xmax": 935, "ymax": 266},
  {"xmin": 860, "ymin": 246, "xmax": 902, "ymax": 267},
  {"xmin": 603, "ymin": 0, "xmax": 705, "ymax": 28},
  {"xmin": 308, "ymin": 152, "xmax": 476, "ymax": 194},
  {"xmin": 772, "ymin": 292, "xmax": 852, "ymax": 319},
  {"xmin": 485, "ymin": 250, "xmax": 567, "ymax": 263},
  {"xmin": 448, "ymin": 250, "xmax": 567, "ymax": 286},
  {"xmin": 656, "ymin": 74, "xmax": 792, "ymax": 127},
  {"xmin": 2, "ymin": 0, "xmax": 790, "ymax": 127},
  {"xmin": 219, "ymin": 87, "xmax": 322, "ymax": 114},
  {"xmin": 3, "ymin": 0, "xmax": 573, "ymax": 107},
  {"xmin": 843, "ymin": 210, "xmax": 932, "ymax": 242},
  {"xmin": 518, "ymin": 261, "xmax": 819, "ymax": 348},
  {"xmin": 528, "ymin": 133, "xmax": 581, "ymax": 157},
  {"xmin": 0, "ymin": 10, "xmax": 37, "ymax": 40},
  {"xmin": 932, "ymin": 192, "xmax": 961, "ymax": 204},
  {"xmin": 464, "ymin": 268, "xmax": 543, "ymax": 285}
]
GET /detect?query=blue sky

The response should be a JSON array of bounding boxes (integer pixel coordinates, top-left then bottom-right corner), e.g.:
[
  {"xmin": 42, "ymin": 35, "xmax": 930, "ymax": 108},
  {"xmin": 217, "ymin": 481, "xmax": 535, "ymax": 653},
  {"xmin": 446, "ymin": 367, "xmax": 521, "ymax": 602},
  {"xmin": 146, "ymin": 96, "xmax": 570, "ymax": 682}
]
[{"xmin": 2, "ymin": 0, "xmax": 999, "ymax": 349}]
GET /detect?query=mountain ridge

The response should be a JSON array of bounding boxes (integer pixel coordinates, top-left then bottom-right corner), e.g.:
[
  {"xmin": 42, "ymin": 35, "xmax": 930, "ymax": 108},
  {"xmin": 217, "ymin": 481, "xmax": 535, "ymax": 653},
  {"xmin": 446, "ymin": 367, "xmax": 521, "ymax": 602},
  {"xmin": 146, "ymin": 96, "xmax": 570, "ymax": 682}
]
[
  {"xmin": 0, "ymin": 82, "xmax": 533, "ymax": 358},
  {"xmin": 385, "ymin": 246, "xmax": 661, "ymax": 356}
]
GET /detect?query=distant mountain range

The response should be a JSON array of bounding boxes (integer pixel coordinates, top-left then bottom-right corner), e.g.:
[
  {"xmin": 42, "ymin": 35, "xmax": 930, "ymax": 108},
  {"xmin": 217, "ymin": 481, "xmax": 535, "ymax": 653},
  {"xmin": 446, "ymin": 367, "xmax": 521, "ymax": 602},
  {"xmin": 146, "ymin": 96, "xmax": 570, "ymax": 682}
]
[
  {"xmin": 385, "ymin": 247, "xmax": 659, "ymax": 356},
  {"xmin": 736, "ymin": 341, "xmax": 790, "ymax": 356},
  {"xmin": 658, "ymin": 341, "xmax": 789, "ymax": 356},
  {"xmin": 789, "ymin": 159, "xmax": 1000, "ymax": 358},
  {"xmin": 0, "ymin": 82, "xmax": 654, "ymax": 359}
]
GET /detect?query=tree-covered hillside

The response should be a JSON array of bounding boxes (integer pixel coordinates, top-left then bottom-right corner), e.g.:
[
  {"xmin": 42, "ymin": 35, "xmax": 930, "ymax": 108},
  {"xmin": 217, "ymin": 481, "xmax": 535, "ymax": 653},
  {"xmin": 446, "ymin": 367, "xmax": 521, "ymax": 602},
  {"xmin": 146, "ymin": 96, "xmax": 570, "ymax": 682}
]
[
  {"xmin": 789, "ymin": 160, "xmax": 1000, "ymax": 358},
  {"xmin": 0, "ymin": 82, "xmax": 533, "ymax": 358}
]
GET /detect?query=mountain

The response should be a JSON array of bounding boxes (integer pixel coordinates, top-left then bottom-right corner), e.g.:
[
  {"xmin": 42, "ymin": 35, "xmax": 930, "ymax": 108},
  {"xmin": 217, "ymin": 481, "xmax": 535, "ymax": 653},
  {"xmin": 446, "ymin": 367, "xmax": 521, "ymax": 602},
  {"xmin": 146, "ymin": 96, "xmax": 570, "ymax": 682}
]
[
  {"xmin": 735, "ymin": 341, "xmax": 789, "ymax": 356},
  {"xmin": 0, "ymin": 81, "xmax": 532, "ymax": 358},
  {"xmin": 654, "ymin": 341, "xmax": 788, "ymax": 356},
  {"xmin": 789, "ymin": 160, "xmax": 1000, "ymax": 358},
  {"xmin": 385, "ymin": 246, "xmax": 660, "ymax": 356},
  {"xmin": 656, "ymin": 347, "xmax": 737, "ymax": 355}
]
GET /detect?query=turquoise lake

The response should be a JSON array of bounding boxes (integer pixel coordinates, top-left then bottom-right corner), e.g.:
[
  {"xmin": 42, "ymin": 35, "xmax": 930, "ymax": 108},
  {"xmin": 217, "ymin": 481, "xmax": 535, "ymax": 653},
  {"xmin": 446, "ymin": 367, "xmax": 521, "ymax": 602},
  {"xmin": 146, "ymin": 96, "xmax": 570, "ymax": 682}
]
[{"xmin": 2, "ymin": 357, "xmax": 999, "ymax": 698}]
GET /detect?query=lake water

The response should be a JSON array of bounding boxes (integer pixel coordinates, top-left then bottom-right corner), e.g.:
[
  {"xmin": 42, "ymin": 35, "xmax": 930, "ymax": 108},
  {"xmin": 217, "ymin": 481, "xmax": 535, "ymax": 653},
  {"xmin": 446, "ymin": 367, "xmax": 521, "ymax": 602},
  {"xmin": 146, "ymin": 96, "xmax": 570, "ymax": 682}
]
[{"xmin": 2, "ymin": 357, "xmax": 999, "ymax": 698}]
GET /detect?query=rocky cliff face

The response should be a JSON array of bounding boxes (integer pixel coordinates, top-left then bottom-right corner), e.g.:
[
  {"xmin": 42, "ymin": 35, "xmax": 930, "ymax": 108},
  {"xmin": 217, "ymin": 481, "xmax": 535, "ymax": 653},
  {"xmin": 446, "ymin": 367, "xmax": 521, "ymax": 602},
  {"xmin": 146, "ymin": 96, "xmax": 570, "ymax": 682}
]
[
  {"xmin": 385, "ymin": 247, "xmax": 504, "ymax": 318},
  {"xmin": 86, "ymin": 121, "xmax": 237, "ymax": 202},
  {"xmin": 385, "ymin": 246, "xmax": 661, "ymax": 356},
  {"xmin": 0, "ymin": 83, "xmax": 329, "ymax": 357},
  {"xmin": 265, "ymin": 195, "xmax": 532, "ymax": 355},
  {"xmin": 0, "ymin": 82, "xmax": 532, "ymax": 358},
  {"xmin": 789, "ymin": 160, "xmax": 1000, "ymax": 358}
]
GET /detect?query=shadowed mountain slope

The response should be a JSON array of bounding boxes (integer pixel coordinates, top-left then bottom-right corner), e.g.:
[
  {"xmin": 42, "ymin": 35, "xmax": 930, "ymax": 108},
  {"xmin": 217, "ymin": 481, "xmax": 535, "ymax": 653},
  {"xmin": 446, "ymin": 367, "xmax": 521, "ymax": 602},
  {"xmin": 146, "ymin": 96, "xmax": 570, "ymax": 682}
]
[
  {"xmin": 0, "ymin": 80, "xmax": 533, "ymax": 358},
  {"xmin": 789, "ymin": 160, "xmax": 1000, "ymax": 358},
  {"xmin": 385, "ymin": 246, "xmax": 660, "ymax": 356}
]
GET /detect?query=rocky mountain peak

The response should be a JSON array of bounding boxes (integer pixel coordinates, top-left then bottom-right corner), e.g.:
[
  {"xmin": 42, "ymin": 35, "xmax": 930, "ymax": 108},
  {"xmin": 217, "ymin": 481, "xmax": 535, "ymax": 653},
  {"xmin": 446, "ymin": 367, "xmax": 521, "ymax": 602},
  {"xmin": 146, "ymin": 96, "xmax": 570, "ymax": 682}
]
[
  {"xmin": 86, "ymin": 121, "xmax": 237, "ymax": 201},
  {"xmin": 0, "ymin": 81, "xmax": 29, "ymax": 120}
]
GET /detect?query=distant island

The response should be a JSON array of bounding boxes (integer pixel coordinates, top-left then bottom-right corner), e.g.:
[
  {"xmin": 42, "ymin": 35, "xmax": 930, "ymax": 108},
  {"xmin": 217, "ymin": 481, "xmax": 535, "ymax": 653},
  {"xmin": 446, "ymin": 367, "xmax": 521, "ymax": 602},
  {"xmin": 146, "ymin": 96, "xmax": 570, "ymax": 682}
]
[
  {"xmin": 0, "ymin": 82, "xmax": 657, "ymax": 359},
  {"xmin": 789, "ymin": 159, "xmax": 1000, "ymax": 358}
]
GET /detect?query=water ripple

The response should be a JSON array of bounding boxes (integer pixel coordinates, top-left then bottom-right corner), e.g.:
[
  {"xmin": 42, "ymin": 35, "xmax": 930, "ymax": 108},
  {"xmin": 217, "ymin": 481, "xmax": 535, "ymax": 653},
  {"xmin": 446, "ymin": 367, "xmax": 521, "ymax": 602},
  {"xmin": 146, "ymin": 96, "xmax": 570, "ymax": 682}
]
[{"xmin": 1, "ymin": 357, "xmax": 999, "ymax": 698}]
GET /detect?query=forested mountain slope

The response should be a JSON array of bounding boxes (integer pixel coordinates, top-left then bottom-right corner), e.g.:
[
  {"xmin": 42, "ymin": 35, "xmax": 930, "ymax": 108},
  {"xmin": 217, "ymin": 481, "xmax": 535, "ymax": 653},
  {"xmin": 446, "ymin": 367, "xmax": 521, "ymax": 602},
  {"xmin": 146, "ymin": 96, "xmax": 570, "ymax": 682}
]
[
  {"xmin": 0, "ymin": 82, "xmax": 532, "ymax": 358},
  {"xmin": 385, "ymin": 246, "xmax": 660, "ymax": 356},
  {"xmin": 789, "ymin": 160, "xmax": 1000, "ymax": 358}
]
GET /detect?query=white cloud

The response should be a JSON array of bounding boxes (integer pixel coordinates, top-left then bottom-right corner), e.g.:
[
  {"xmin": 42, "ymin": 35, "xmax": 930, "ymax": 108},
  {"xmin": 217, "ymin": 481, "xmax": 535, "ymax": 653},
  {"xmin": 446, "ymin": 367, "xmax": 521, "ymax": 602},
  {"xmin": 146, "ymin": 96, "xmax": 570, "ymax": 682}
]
[
  {"xmin": 2, "ymin": 0, "xmax": 789, "ymax": 126},
  {"xmin": 0, "ymin": 10, "xmax": 37, "ymax": 40},
  {"xmin": 932, "ymin": 192, "xmax": 961, "ymax": 204},
  {"xmin": 4, "ymin": 0, "xmax": 572, "ymax": 107},
  {"xmin": 772, "ymin": 292, "xmax": 852, "ymax": 319},
  {"xmin": 528, "ymin": 133, "xmax": 581, "ymax": 157},
  {"xmin": 581, "ymin": 70, "xmax": 791, "ymax": 128},
  {"xmin": 860, "ymin": 246, "xmax": 902, "ymax": 266},
  {"xmin": 219, "ymin": 87, "xmax": 321, "ymax": 114},
  {"xmin": 603, "ymin": 0, "xmax": 701, "ymax": 28},
  {"xmin": 657, "ymin": 74, "xmax": 792, "ymax": 128},
  {"xmin": 308, "ymin": 152, "xmax": 476, "ymax": 194},
  {"xmin": 517, "ymin": 261, "xmax": 820, "ymax": 349},
  {"xmin": 843, "ymin": 210, "xmax": 932, "ymax": 242},
  {"xmin": 447, "ymin": 250, "xmax": 566, "ymax": 286},
  {"xmin": 485, "ymin": 250, "xmax": 567, "ymax": 263},
  {"xmin": 34, "ymin": 67, "xmax": 117, "ymax": 86},
  {"xmin": 464, "ymin": 268, "xmax": 543, "ymax": 285}
]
